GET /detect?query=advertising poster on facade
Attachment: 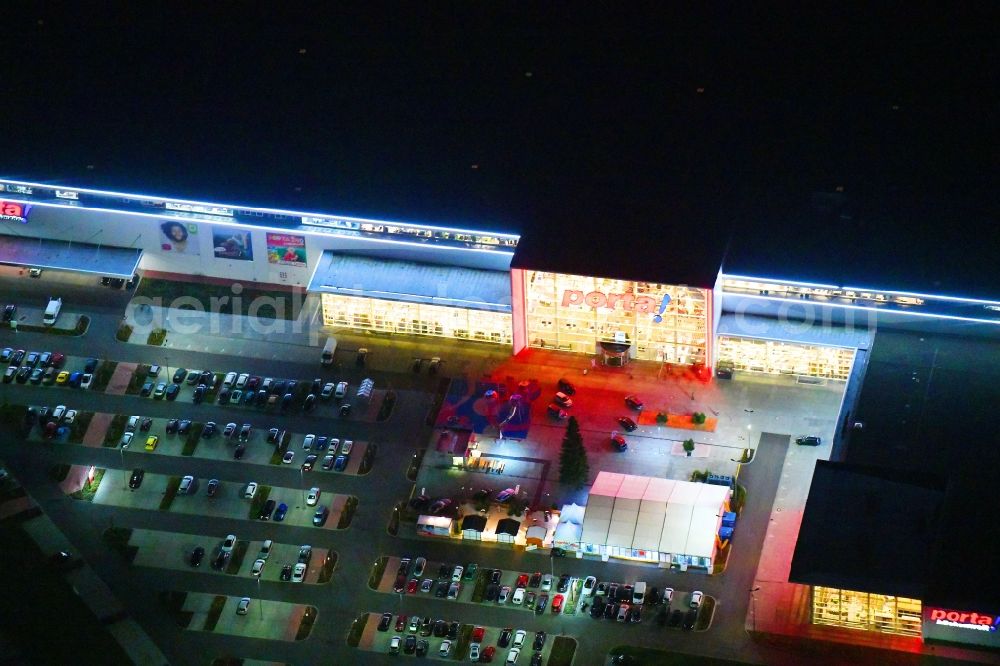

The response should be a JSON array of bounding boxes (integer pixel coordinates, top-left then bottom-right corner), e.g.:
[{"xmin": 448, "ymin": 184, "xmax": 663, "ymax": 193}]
[
  {"xmin": 266, "ymin": 233, "xmax": 307, "ymax": 266},
  {"xmin": 212, "ymin": 227, "xmax": 254, "ymax": 261},
  {"xmin": 159, "ymin": 221, "xmax": 200, "ymax": 254}
]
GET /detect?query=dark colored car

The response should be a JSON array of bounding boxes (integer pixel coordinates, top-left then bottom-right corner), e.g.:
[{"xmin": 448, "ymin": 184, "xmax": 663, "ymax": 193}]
[
  {"xmin": 333, "ymin": 455, "xmax": 347, "ymax": 471},
  {"xmin": 212, "ymin": 551, "xmax": 229, "ymax": 571},
  {"xmin": 339, "ymin": 403, "xmax": 351, "ymax": 417},
  {"xmin": 165, "ymin": 384, "xmax": 180, "ymax": 401},
  {"xmin": 234, "ymin": 444, "xmax": 246, "ymax": 460},
  {"xmin": 378, "ymin": 612, "xmax": 393, "ymax": 632},
  {"xmin": 630, "ymin": 606, "xmax": 643, "ymax": 623},
  {"xmin": 683, "ymin": 609, "xmax": 698, "ymax": 630},
  {"xmin": 190, "ymin": 547, "xmax": 205, "ymax": 567},
  {"xmin": 178, "ymin": 419, "xmax": 192, "ymax": 435},
  {"xmin": 165, "ymin": 419, "xmax": 179, "ymax": 434},
  {"xmin": 557, "ymin": 378, "xmax": 576, "ymax": 395},
  {"xmin": 280, "ymin": 565, "xmax": 293, "ymax": 581},
  {"xmin": 273, "ymin": 503, "xmax": 288, "ymax": 521},
  {"xmin": 491, "ymin": 569, "xmax": 503, "ymax": 585},
  {"xmin": 795, "ymin": 435, "xmax": 822, "ymax": 446},
  {"xmin": 193, "ymin": 385, "xmax": 205, "ymax": 404},
  {"xmin": 437, "ymin": 563, "xmax": 450, "ymax": 579},
  {"xmin": 529, "ymin": 572, "xmax": 542, "ymax": 588},
  {"xmin": 557, "ymin": 574, "xmax": 571, "ymax": 593},
  {"xmin": 267, "ymin": 427, "xmax": 280, "ymax": 444},
  {"xmin": 420, "ymin": 618, "xmax": 432, "ymax": 637},
  {"xmin": 218, "ymin": 387, "xmax": 231, "ymax": 405},
  {"xmin": 498, "ymin": 627, "xmax": 512, "ymax": 647},
  {"xmin": 128, "ymin": 468, "xmax": 145, "ymax": 489},
  {"xmin": 303, "ymin": 394, "xmax": 316, "ymax": 412},
  {"xmin": 140, "ymin": 382, "xmax": 153, "ymax": 397},
  {"xmin": 535, "ymin": 594, "xmax": 549, "ymax": 614},
  {"xmin": 611, "ymin": 434, "xmax": 628, "ymax": 451},
  {"xmin": 312, "ymin": 506, "xmax": 329, "ymax": 526},
  {"xmin": 206, "ymin": 479, "xmax": 219, "ymax": 497},
  {"xmin": 433, "ymin": 620, "xmax": 448, "ymax": 637},
  {"xmin": 403, "ymin": 636, "xmax": 416, "ymax": 655},
  {"xmin": 393, "ymin": 574, "xmax": 407, "ymax": 593},
  {"xmin": 435, "ymin": 581, "xmax": 449, "ymax": 598},
  {"xmin": 16, "ymin": 366, "xmax": 31, "ymax": 383},
  {"xmin": 533, "ymin": 631, "xmax": 546, "ymax": 650},
  {"xmin": 429, "ymin": 498, "xmax": 452, "ymax": 514},
  {"xmin": 590, "ymin": 599, "xmax": 605, "ymax": 619},
  {"xmin": 669, "ymin": 609, "xmax": 683, "ymax": 627},
  {"xmin": 280, "ymin": 393, "xmax": 293, "ymax": 411},
  {"xmin": 140, "ymin": 417, "xmax": 153, "ymax": 432},
  {"xmin": 624, "ymin": 394, "xmax": 644, "ymax": 410},
  {"xmin": 604, "ymin": 603, "xmax": 616, "ymax": 619},
  {"xmin": 172, "ymin": 368, "xmax": 187, "ymax": 383},
  {"xmin": 617, "ymin": 416, "xmax": 637, "ymax": 432},
  {"xmin": 415, "ymin": 639, "xmax": 428, "ymax": 657},
  {"xmin": 258, "ymin": 499, "xmax": 276, "ymax": 520},
  {"xmin": 302, "ymin": 454, "xmax": 318, "ymax": 471},
  {"xmin": 448, "ymin": 622, "xmax": 459, "ymax": 639},
  {"xmin": 2, "ymin": 304, "xmax": 15, "ymax": 322},
  {"xmin": 201, "ymin": 422, "xmax": 217, "ymax": 439}
]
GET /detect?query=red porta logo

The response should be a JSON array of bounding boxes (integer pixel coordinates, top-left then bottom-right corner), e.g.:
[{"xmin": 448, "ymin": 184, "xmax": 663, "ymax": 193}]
[
  {"xmin": 929, "ymin": 608, "xmax": 999, "ymax": 631},
  {"xmin": 561, "ymin": 289, "xmax": 671, "ymax": 318},
  {"xmin": 0, "ymin": 201, "xmax": 26, "ymax": 219}
]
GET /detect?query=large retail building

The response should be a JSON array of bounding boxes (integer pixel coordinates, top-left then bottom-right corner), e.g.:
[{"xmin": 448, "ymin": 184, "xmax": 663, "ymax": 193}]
[{"xmin": 3, "ymin": 178, "xmax": 999, "ymax": 653}]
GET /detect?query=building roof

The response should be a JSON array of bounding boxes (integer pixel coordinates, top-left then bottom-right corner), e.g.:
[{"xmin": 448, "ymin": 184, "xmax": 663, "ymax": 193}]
[
  {"xmin": 308, "ymin": 253, "xmax": 513, "ymax": 312},
  {"xmin": 0, "ymin": 234, "xmax": 142, "ymax": 278},
  {"xmin": 789, "ymin": 461, "xmax": 946, "ymax": 600},
  {"xmin": 495, "ymin": 518, "xmax": 521, "ymax": 537},
  {"xmin": 792, "ymin": 330, "xmax": 1000, "ymax": 611},
  {"xmin": 461, "ymin": 514, "xmax": 487, "ymax": 532}
]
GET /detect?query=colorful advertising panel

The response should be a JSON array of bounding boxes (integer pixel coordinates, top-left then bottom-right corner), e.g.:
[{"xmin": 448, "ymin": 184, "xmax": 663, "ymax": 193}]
[
  {"xmin": 0, "ymin": 201, "xmax": 29, "ymax": 223},
  {"xmin": 266, "ymin": 233, "xmax": 307, "ymax": 266},
  {"xmin": 923, "ymin": 606, "xmax": 1000, "ymax": 649},
  {"xmin": 159, "ymin": 221, "xmax": 200, "ymax": 254},
  {"xmin": 212, "ymin": 227, "xmax": 253, "ymax": 261}
]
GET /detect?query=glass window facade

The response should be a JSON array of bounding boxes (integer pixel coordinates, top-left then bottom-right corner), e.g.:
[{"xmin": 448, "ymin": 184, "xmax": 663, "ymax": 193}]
[
  {"xmin": 320, "ymin": 293, "xmax": 512, "ymax": 345},
  {"xmin": 520, "ymin": 270, "xmax": 709, "ymax": 363},
  {"xmin": 812, "ymin": 586, "xmax": 922, "ymax": 637},
  {"xmin": 717, "ymin": 335, "xmax": 856, "ymax": 380}
]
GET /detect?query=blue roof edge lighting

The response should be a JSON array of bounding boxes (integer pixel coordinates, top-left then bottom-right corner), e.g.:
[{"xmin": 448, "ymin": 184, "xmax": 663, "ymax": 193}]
[
  {"xmin": 721, "ymin": 273, "xmax": 1000, "ymax": 307},
  {"xmin": 0, "ymin": 178, "xmax": 520, "ymax": 249}
]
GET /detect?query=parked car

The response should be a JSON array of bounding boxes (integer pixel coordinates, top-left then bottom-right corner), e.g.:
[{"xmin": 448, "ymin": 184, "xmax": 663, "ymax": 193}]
[
  {"xmin": 302, "ymin": 454, "xmax": 318, "ymax": 471},
  {"xmin": 333, "ymin": 455, "xmax": 347, "ymax": 471},
  {"xmin": 206, "ymin": 479, "xmax": 219, "ymax": 497},
  {"xmin": 258, "ymin": 499, "xmax": 276, "ymax": 520},
  {"xmin": 611, "ymin": 434, "xmax": 628, "ymax": 451},
  {"xmin": 378, "ymin": 612, "xmax": 393, "ymax": 632},
  {"xmin": 535, "ymin": 594, "xmax": 549, "ymax": 614},
  {"xmin": 389, "ymin": 636, "xmax": 401, "ymax": 654},
  {"xmin": 144, "ymin": 435, "xmax": 158, "ymax": 451},
  {"xmin": 244, "ymin": 482, "xmax": 258, "ymax": 499},
  {"xmin": 617, "ymin": 416, "xmax": 638, "ymax": 431},
  {"xmin": 140, "ymin": 382, "xmax": 153, "ymax": 397},
  {"xmin": 236, "ymin": 598, "xmax": 251, "ymax": 615},
  {"xmin": 690, "ymin": 590, "xmax": 704, "ymax": 608},
  {"xmin": 553, "ymin": 391, "xmax": 573, "ymax": 408},
  {"xmin": 795, "ymin": 435, "xmax": 822, "ymax": 446},
  {"xmin": 128, "ymin": 468, "xmax": 144, "ymax": 489},
  {"xmin": 541, "ymin": 574, "xmax": 552, "ymax": 591},
  {"xmin": 273, "ymin": 502, "xmax": 288, "ymax": 521},
  {"xmin": 220, "ymin": 534, "xmax": 237, "ymax": 552},
  {"xmin": 292, "ymin": 562, "xmax": 307, "ymax": 583},
  {"xmin": 683, "ymin": 608, "xmax": 698, "ymax": 630},
  {"xmin": 250, "ymin": 558, "xmax": 265, "ymax": 577},
  {"xmin": 533, "ymin": 631, "xmax": 547, "ymax": 650},
  {"xmin": 551, "ymin": 594, "xmax": 564, "ymax": 613},
  {"xmin": 178, "ymin": 475, "xmax": 195, "ymax": 494},
  {"xmin": 557, "ymin": 573, "xmax": 571, "ymax": 592},
  {"xmin": 312, "ymin": 505, "xmax": 329, "ymax": 526},
  {"xmin": 494, "ymin": 488, "xmax": 517, "ymax": 503},
  {"xmin": 189, "ymin": 546, "xmax": 204, "ymax": 567},
  {"xmin": 447, "ymin": 582, "xmax": 460, "ymax": 599},
  {"xmin": 625, "ymin": 394, "xmax": 644, "ymax": 410},
  {"xmin": 282, "ymin": 450, "xmax": 295, "ymax": 464},
  {"xmin": 306, "ymin": 487, "xmax": 321, "ymax": 506}
]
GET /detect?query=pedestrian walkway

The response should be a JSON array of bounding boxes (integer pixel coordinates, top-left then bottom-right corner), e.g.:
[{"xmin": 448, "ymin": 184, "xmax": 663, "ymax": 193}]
[{"xmin": 106, "ymin": 362, "xmax": 137, "ymax": 395}]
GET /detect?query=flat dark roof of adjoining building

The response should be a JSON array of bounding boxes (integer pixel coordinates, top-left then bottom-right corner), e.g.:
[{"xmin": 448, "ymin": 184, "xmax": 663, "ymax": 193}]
[
  {"xmin": 789, "ymin": 461, "xmax": 946, "ymax": 600},
  {"xmin": 461, "ymin": 515, "xmax": 487, "ymax": 532},
  {"xmin": 495, "ymin": 518, "xmax": 521, "ymax": 537},
  {"xmin": 0, "ymin": 234, "xmax": 142, "ymax": 278},
  {"xmin": 791, "ymin": 330, "xmax": 1000, "ymax": 611}
]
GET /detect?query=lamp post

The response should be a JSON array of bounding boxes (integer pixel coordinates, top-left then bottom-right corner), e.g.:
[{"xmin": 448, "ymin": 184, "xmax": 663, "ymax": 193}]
[{"xmin": 750, "ymin": 586, "xmax": 760, "ymax": 634}]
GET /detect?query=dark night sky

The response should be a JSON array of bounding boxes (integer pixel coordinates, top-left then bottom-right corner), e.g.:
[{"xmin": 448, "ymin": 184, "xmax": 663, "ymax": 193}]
[{"xmin": 1, "ymin": 4, "xmax": 997, "ymax": 289}]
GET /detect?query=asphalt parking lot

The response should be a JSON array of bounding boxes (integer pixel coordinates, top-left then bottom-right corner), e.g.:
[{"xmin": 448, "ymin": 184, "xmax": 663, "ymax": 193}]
[{"xmin": 182, "ymin": 591, "xmax": 314, "ymax": 641}]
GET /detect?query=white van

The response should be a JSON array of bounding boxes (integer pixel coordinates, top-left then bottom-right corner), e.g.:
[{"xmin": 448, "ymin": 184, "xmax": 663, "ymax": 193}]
[
  {"xmin": 43, "ymin": 297, "xmax": 62, "ymax": 326},
  {"xmin": 632, "ymin": 581, "xmax": 647, "ymax": 605}
]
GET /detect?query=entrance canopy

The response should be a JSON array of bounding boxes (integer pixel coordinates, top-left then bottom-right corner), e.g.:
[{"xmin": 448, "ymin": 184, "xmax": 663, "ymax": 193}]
[
  {"xmin": 309, "ymin": 252, "xmax": 512, "ymax": 312},
  {"xmin": 0, "ymin": 234, "xmax": 142, "ymax": 278}
]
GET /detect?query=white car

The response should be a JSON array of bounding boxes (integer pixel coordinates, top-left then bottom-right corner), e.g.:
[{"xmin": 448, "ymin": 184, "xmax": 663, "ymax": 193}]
[
  {"xmin": 439, "ymin": 639, "xmax": 452, "ymax": 656},
  {"xmin": 340, "ymin": 439, "xmax": 353, "ymax": 455},
  {"xmin": 506, "ymin": 648, "xmax": 520, "ymax": 664},
  {"xmin": 126, "ymin": 415, "xmax": 140, "ymax": 432},
  {"xmin": 236, "ymin": 597, "xmax": 251, "ymax": 615},
  {"xmin": 662, "ymin": 587, "xmax": 674, "ymax": 604},
  {"xmin": 583, "ymin": 575, "xmax": 597, "ymax": 596},
  {"xmin": 80, "ymin": 373, "xmax": 93, "ymax": 389},
  {"xmin": 498, "ymin": 586, "xmax": 510, "ymax": 604},
  {"xmin": 690, "ymin": 590, "xmax": 704, "ymax": 608},
  {"xmin": 468, "ymin": 643, "xmax": 480, "ymax": 662},
  {"xmin": 258, "ymin": 539, "xmax": 273, "ymax": 560},
  {"xmin": 62, "ymin": 409, "xmax": 77, "ymax": 424},
  {"xmin": 321, "ymin": 382, "xmax": 335, "ymax": 399},
  {"xmin": 223, "ymin": 371, "xmax": 237, "ymax": 387},
  {"xmin": 302, "ymin": 434, "xmax": 315, "ymax": 450},
  {"xmin": 221, "ymin": 534, "xmax": 237, "ymax": 553},
  {"xmin": 236, "ymin": 373, "xmax": 249, "ymax": 388},
  {"xmin": 244, "ymin": 482, "xmax": 258, "ymax": 499},
  {"xmin": 292, "ymin": 562, "xmax": 307, "ymax": 583},
  {"xmin": 512, "ymin": 629, "xmax": 526, "ymax": 648},
  {"xmin": 250, "ymin": 558, "xmax": 265, "ymax": 577},
  {"xmin": 334, "ymin": 381, "xmax": 348, "ymax": 399},
  {"xmin": 306, "ymin": 487, "xmax": 321, "ymax": 506},
  {"xmin": 179, "ymin": 475, "xmax": 195, "ymax": 494},
  {"xmin": 119, "ymin": 432, "xmax": 133, "ymax": 449},
  {"xmin": 512, "ymin": 587, "xmax": 525, "ymax": 605},
  {"xmin": 452, "ymin": 565, "xmax": 464, "ymax": 582},
  {"xmin": 390, "ymin": 636, "xmax": 401, "ymax": 653},
  {"xmin": 541, "ymin": 574, "xmax": 553, "ymax": 591}
]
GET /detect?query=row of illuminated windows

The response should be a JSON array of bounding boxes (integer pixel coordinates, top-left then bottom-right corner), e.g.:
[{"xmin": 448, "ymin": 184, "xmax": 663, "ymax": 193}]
[
  {"xmin": 722, "ymin": 279, "xmax": 925, "ymax": 307},
  {"xmin": 812, "ymin": 586, "xmax": 922, "ymax": 637},
  {"xmin": 320, "ymin": 293, "xmax": 512, "ymax": 344},
  {"xmin": 716, "ymin": 336, "xmax": 855, "ymax": 380}
]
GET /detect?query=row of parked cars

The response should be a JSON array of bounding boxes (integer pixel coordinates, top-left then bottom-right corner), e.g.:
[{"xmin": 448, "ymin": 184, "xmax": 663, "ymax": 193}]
[
  {"xmin": 378, "ymin": 613, "xmax": 546, "ymax": 664},
  {"xmin": 25, "ymin": 405, "xmax": 78, "ymax": 439},
  {"xmin": 2, "ymin": 349, "xmax": 97, "ymax": 388}
]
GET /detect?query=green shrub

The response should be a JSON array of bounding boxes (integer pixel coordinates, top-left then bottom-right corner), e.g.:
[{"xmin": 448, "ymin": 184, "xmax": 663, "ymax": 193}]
[
  {"xmin": 337, "ymin": 496, "xmax": 359, "ymax": 529},
  {"xmin": 692, "ymin": 411, "xmax": 707, "ymax": 425},
  {"xmin": 147, "ymin": 328, "xmax": 167, "ymax": 346},
  {"xmin": 160, "ymin": 477, "xmax": 181, "ymax": 511},
  {"xmin": 115, "ymin": 324, "xmax": 133, "ymax": 342},
  {"xmin": 683, "ymin": 438, "xmax": 696, "ymax": 453},
  {"xmin": 656, "ymin": 411, "xmax": 668, "ymax": 424},
  {"xmin": 203, "ymin": 595, "xmax": 226, "ymax": 631}
]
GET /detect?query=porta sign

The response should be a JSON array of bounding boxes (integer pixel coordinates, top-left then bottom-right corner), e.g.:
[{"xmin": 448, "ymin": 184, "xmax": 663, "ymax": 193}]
[
  {"xmin": 928, "ymin": 608, "xmax": 999, "ymax": 632},
  {"xmin": 561, "ymin": 289, "xmax": 671, "ymax": 322},
  {"xmin": 0, "ymin": 201, "xmax": 28, "ymax": 222}
]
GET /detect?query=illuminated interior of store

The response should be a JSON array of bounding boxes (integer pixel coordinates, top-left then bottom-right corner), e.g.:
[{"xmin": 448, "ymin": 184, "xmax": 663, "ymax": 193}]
[
  {"xmin": 716, "ymin": 336, "xmax": 856, "ymax": 380},
  {"xmin": 812, "ymin": 586, "xmax": 922, "ymax": 637},
  {"xmin": 521, "ymin": 270, "xmax": 709, "ymax": 363},
  {"xmin": 321, "ymin": 293, "xmax": 512, "ymax": 345}
]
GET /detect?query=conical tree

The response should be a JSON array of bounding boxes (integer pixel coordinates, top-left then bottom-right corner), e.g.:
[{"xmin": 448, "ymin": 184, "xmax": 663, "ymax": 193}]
[{"xmin": 559, "ymin": 416, "xmax": 590, "ymax": 487}]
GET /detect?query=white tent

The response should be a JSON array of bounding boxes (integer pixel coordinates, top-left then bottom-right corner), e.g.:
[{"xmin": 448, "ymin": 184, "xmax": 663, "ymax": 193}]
[
  {"xmin": 553, "ymin": 521, "xmax": 582, "ymax": 546},
  {"xmin": 580, "ymin": 471, "xmax": 730, "ymax": 568},
  {"xmin": 560, "ymin": 503, "xmax": 586, "ymax": 524}
]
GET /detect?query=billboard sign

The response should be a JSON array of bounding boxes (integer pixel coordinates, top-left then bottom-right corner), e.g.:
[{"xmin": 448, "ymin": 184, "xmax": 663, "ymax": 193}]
[
  {"xmin": 266, "ymin": 233, "xmax": 307, "ymax": 266},
  {"xmin": 212, "ymin": 227, "xmax": 254, "ymax": 261},
  {"xmin": 923, "ymin": 605, "xmax": 1000, "ymax": 649},
  {"xmin": 159, "ymin": 221, "xmax": 200, "ymax": 254},
  {"xmin": 0, "ymin": 201, "xmax": 29, "ymax": 223},
  {"xmin": 560, "ymin": 289, "xmax": 672, "ymax": 321}
]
